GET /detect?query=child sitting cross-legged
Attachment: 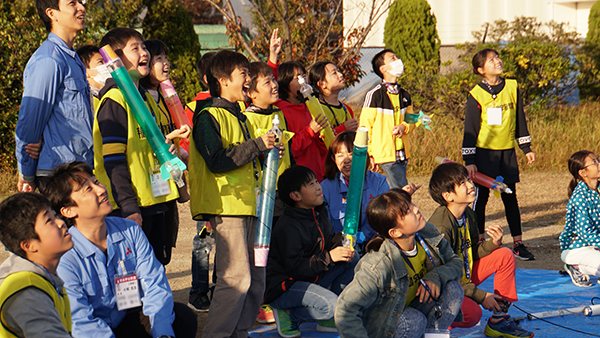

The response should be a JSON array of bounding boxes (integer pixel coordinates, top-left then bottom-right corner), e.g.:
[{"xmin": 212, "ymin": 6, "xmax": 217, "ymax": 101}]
[
  {"xmin": 265, "ymin": 165, "xmax": 358, "ymax": 337},
  {"xmin": 335, "ymin": 188, "xmax": 463, "ymax": 338},
  {"xmin": 0, "ymin": 193, "xmax": 74, "ymax": 337},
  {"xmin": 428, "ymin": 162, "xmax": 533, "ymax": 338}
]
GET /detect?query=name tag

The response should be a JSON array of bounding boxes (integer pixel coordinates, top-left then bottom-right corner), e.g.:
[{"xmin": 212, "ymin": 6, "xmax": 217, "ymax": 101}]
[
  {"xmin": 150, "ymin": 165, "xmax": 171, "ymax": 197},
  {"xmin": 487, "ymin": 107, "xmax": 502, "ymax": 126},
  {"xmin": 114, "ymin": 272, "xmax": 142, "ymax": 311}
]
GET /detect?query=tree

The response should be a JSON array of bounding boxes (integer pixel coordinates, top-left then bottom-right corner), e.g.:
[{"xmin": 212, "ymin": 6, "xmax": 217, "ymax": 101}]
[
  {"xmin": 383, "ymin": 0, "xmax": 440, "ymax": 67},
  {"xmin": 143, "ymin": 0, "xmax": 203, "ymax": 102},
  {"xmin": 462, "ymin": 17, "xmax": 580, "ymax": 112},
  {"xmin": 201, "ymin": 0, "xmax": 393, "ymax": 86},
  {"xmin": 578, "ymin": 1, "xmax": 600, "ymax": 101}
]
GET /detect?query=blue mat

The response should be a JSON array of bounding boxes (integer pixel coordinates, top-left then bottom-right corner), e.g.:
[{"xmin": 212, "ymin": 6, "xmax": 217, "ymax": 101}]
[{"xmin": 250, "ymin": 269, "xmax": 600, "ymax": 337}]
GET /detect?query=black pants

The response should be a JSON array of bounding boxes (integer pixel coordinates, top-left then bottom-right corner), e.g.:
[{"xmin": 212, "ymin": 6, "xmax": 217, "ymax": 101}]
[
  {"xmin": 113, "ymin": 302, "xmax": 197, "ymax": 337},
  {"xmin": 474, "ymin": 183, "xmax": 522, "ymax": 238}
]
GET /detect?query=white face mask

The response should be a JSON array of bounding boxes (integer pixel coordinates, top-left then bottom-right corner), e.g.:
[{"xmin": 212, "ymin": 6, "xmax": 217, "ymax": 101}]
[
  {"xmin": 387, "ymin": 59, "xmax": 404, "ymax": 77},
  {"xmin": 92, "ymin": 64, "xmax": 112, "ymax": 86}
]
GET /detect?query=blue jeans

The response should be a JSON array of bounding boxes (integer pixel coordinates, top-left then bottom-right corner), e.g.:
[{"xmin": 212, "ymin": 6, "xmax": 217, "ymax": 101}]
[
  {"xmin": 271, "ymin": 253, "xmax": 358, "ymax": 322},
  {"xmin": 190, "ymin": 221, "xmax": 211, "ymax": 295},
  {"xmin": 380, "ymin": 159, "xmax": 408, "ymax": 189},
  {"xmin": 394, "ymin": 280, "xmax": 463, "ymax": 338}
]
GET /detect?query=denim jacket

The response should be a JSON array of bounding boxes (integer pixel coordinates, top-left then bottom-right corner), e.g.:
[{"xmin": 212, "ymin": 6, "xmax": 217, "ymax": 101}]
[{"xmin": 335, "ymin": 223, "xmax": 463, "ymax": 338}]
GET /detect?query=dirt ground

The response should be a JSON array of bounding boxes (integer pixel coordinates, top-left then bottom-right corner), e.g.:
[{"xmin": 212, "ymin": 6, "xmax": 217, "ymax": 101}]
[{"xmin": 0, "ymin": 170, "xmax": 572, "ymax": 337}]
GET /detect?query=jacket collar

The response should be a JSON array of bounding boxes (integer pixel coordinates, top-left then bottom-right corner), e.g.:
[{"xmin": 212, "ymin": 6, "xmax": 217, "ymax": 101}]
[
  {"xmin": 283, "ymin": 202, "xmax": 328, "ymax": 219},
  {"xmin": 48, "ymin": 32, "xmax": 77, "ymax": 59},
  {"xmin": 336, "ymin": 171, "xmax": 371, "ymax": 194}
]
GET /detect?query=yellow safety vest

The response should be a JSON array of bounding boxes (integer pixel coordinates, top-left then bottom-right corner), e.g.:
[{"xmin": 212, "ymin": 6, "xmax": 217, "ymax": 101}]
[
  {"xmin": 244, "ymin": 109, "xmax": 293, "ymax": 179},
  {"xmin": 93, "ymin": 88, "xmax": 179, "ymax": 209},
  {"xmin": 319, "ymin": 101, "xmax": 352, "ymax": 128},
  {"xmin": 0, "ymin": 271, "xmax": 71, "ymax": 337},
  {"xmin": 470, "ymin": 79, "xmax": 518, "ymax": 150},
  {"xmin": 189, "ymin": 106, "xmax": 259, "ymax": 219}
]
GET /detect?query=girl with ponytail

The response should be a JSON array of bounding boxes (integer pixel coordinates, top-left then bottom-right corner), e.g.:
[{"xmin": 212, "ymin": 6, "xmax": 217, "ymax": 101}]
[
  {"xmin": 335, "ymin": 188, "xmax": 464, "ymax": 338},
  {"xmin": 560, "ymin": 150, "xmax": 600, "ymax": 287}
]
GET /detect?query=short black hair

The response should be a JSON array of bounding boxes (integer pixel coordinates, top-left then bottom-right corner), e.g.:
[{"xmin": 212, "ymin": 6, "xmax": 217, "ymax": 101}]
[
  {"xmin": 36, "ymin": 0, "xmax": 60, "ymax": 32},
  {"xmin": 0, "ymin": 193, "xmax": 51, "ymax": 258},
  {"xmin": 40, "ymin": 161, "xmax": 95, "ymax": 226},
  {"xmin": 197, "ymin": 52, "xmax": 216, "ymax": 88},
  {"xmin": 277, "ymin": 61, "xmax": 306, "ymax": 101},
  {"xmin": 308, "ymin": 60, "xmax": 334, "ymax": 95},
  {"xmin": 77, "ymin": 45, "xmax": 101, "ymax": 68},
  {"xmin": 140, "ymin": 39, "xmax": 169, "ymax": 89},
  {"xmin": 206, "ymin": 50, "xmax": 249, "ymax": 97},
  {"xmin": 248, "ymin": 61, "xmax": 275, "ymax": 93},
  {"xmin": 99, "ymin": 27, "xmax": 144, "ymax": 57},
  {"xmin": 371, "ymin": 49, "xmax": 395, "ymax": 79},
  {"xmin": 428, "ymin": 162, "xmax": 470, "ymax": 206},
  {"xmin": 277, "ymin": 165, "xmax": 317, "ymax": 207}
]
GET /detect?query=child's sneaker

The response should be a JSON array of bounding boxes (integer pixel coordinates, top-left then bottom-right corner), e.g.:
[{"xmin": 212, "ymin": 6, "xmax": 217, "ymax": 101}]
[
  {"xmin": 257, "ymin": 304, "xmax": 275, "ymax": 324},
  {"xmin": 484, "ymin": 315, "xmax": 534, "ymax": 338},
  {"xmin": 513, "ymin": 244, "xmax": 535, "ymax": 261},
  {"xmin": 564, "ymin": 264, "xmax": 592, "ymax": 287},
  {"xmin": 187, "ymin": 292, "xmax": 210, "ymax": 312},
  {"xmin": 316, "ymin": 318, "xmax": 337, "ymax": 333},
  {"xmin": 272, "ymin": 308, "xmax": 300, "ymax": 338}
]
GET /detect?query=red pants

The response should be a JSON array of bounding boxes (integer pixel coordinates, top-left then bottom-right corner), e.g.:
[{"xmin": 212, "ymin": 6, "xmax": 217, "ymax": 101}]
[{"xmin": 451, "ymin": 247, "xmax": 517, "ymax": 328}]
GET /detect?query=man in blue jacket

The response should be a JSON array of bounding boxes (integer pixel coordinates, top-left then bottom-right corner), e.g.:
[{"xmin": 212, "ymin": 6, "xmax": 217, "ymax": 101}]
[
  {"xmin": 41, "ymin": 162, "xmax": 197, "ymax": 338},
  {"xmin": 15, "ymin": 0, "xmax": 94, "ymax": 192}
]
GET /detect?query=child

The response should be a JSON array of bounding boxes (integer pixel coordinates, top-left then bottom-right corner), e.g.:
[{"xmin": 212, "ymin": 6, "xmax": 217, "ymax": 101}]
[
  {"xmin": 428, "ymin": 162, "xmax": 534, "ymax": 337},
  {"xmin": 275, "ymin": 61, "xmax": 329, "ymax": 181},
  {"xmin": 265, "ymin": 165, "xmax": 357, "ymax": 337},
  {"xmin": 0, "ymin": 193, "xmax": 73, "ymax": 337},
  {"xmin": 308, "ymin": 61, "xmax": 358, "ymax": 134},
  {"xmin": 321, "ymin": 131, "xmax": 390, "ymax": 252},
  {"xmin": 77, "ymin": 45, "xmax": 110, "ymax": 110},
  {"xmin": 188, "ymin": 49, "xmax": 277, "ymax": 337},
  {"xmin": 335, "ymin": 189, "xmax": 464, "ymax": 338},
  {"xmin": 560, "ymin": 150, "xmax": 600, "ymax": 287},
  {"xmin": 94, "ymin": 28, "xmax": 180, "ymax": 265},
  {"xmin": 463, "ymin": 48, "xmax": 536, "ymax": 261},
  {"xmin": 360, "ymin": 49, "xmax": 416, "ymax": 189},
  {"xmin": 40, "ymin": 161, "xmax": 197, "ymax": 337},
  {"xmin": 245, "ymin": 61, "xmax": 293, "ymax": 180},
  {"xmin": 183, "ymin": 51, "xmax": 217, "ymax": 313}
]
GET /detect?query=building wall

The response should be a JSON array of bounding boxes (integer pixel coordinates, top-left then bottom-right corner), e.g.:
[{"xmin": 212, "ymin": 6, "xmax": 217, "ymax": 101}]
[{"xmin": 346, "ymin": 0, "xmax": 597, "ymax": 47}]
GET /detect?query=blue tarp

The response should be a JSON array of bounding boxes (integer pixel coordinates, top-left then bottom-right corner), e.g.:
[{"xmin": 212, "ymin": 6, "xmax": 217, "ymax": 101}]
[{"xmin": 250, "ymin": 269, "xmax": 600, "ymax": 337}]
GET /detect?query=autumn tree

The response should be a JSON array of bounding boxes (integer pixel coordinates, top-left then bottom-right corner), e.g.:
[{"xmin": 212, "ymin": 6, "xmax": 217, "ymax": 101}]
[{"xmin": 202, "ymin": 0, "xmax": 392, "ymax": 86}]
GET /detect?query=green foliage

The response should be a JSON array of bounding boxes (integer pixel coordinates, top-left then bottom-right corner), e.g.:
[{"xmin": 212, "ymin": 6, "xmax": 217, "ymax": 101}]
[
  {"xmin": 578, "ymin": 1, "xmax": 600, "ymax": 101},
  {"xmin": 0, "ymin": 0, "xmax": 46, "ymax": 171},
  {"xmin": 383, "ymin": 0, "xmax": 440, "ymax": 67},
  {"xmin": 462, "ymin": 17, "xmax": 580, "ymax": 114},
  {"xmin": 80, "ymin": 0, "xmax": 145, "ymax": 45},
  {"xmin": 142, "ymin": 0, "xmax": 202, "ymax": 103}
]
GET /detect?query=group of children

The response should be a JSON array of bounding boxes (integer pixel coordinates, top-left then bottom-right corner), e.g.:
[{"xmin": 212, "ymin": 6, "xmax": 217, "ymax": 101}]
[{"xmin": 5, "ymin": 1, "xmax": 579, "ymax": 337}]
